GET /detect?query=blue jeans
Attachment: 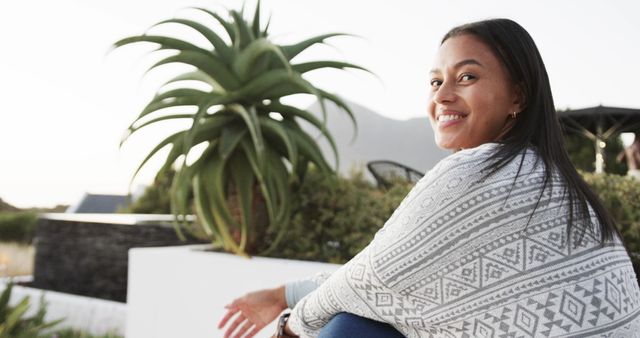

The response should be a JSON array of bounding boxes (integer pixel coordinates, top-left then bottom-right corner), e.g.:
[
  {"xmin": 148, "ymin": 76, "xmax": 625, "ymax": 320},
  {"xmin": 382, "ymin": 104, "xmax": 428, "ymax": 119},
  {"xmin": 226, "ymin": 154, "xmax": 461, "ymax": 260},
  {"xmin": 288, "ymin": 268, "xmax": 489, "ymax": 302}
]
[{"xmin": 317, "ymin": 312, "xmax": 405, "ymax": 338}]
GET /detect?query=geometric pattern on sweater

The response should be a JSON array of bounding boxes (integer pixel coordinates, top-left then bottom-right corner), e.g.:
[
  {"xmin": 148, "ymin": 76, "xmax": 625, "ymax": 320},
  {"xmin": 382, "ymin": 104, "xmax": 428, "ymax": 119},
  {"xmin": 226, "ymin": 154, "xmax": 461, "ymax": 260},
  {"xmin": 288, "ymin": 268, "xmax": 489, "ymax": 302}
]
[{"xmin": 288, "ymin": 143, "xmax": 640, "ymax": 337}]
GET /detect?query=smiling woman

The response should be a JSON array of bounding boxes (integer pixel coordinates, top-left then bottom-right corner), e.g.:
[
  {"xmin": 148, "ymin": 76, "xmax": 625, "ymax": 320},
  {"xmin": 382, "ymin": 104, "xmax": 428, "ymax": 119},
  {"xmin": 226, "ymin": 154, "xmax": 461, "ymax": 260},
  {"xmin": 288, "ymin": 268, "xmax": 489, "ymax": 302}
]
[
  {"xmin": 219, "ymin": 18, "xmax": 640, "ymax": 338},
  {"xmin": 427, "ymin": 34, "xmax": 523, "ymax": 150}
]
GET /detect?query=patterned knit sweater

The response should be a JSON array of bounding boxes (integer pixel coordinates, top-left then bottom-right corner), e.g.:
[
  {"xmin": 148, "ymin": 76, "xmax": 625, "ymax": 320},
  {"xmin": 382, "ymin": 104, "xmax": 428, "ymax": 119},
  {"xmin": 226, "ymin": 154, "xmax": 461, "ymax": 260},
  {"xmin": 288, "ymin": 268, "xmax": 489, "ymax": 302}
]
[{"xmin": 288, "ymin": 143, "xmax": 640, "ymax": 337}]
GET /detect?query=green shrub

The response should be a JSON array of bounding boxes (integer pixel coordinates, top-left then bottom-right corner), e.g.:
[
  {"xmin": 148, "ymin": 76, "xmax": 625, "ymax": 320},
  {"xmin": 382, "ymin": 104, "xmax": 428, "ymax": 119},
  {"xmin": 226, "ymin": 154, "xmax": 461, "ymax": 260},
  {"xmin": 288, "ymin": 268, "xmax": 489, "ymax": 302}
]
[
  {"xmin": 122, "ymin": 169, "xmax": 175, "ymax": 215},
  {"xmin": 582, "ymin": 173, "xmax": 640, "ymax": 268},
  {"xmin": 0, "ymin": 212, "xmax": 38, "ymax": 244},
  {"xmin": 262, "ymin": 169, "xmax": 412, "ymax": 263},
  {"xmin": 264, "ymin": 169, "xmax": 640, "ymax": 266},
  {"xmin": 564, "ymin": 131, "xmax": 627, "ymax": 175}
]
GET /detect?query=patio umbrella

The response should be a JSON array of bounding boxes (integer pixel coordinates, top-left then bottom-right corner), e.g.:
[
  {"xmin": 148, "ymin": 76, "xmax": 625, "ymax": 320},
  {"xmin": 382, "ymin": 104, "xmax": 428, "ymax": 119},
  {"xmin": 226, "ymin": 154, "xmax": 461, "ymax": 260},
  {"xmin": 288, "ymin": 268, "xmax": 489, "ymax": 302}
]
[{"xmin": 557, "ymin": 105, "xmax": 640, "ymax": 173}]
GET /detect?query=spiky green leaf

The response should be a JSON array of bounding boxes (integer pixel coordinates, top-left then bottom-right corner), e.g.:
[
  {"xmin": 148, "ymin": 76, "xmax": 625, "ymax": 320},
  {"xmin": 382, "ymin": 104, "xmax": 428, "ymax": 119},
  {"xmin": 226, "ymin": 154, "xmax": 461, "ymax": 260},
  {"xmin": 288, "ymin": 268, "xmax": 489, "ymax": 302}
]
[
  {"xmin": 203, "ymin": 157, "xmax": 246, "ymax": 254},
  {"xmin": 240, "ymin": 139, "xmax": 275, "ymax": 224},
  {"xmin": 251, "ymin": 0, "xmax": 261, "ymax": 38},
  {"xmin": 125, "ymin": 88, "xmax": 209, "ymax": 130},
  {"xmin": 3, "ymin": 297, "xmax": 30, "ymax": 334},
  {"xmin": 112, "ymin": 35, "xmax": 209, "ymax": 54},
  {"xmin": 280, "ymin": 33, "xmax": 348, "ymax": 60},
  {"xmin": 219, "ymin": 123, "xmax": 248, "ymax": 160},
  {"xmin": 258, "ymin": 115, "xmax": 298, "ymax": 168},
  {"xmin": 162, "ymin": 70, "xmax": 220, "ymax": 89},
  {"xmin": 232, "ymin": 38, "xmax": 290, "ymax": 82},
  {"xmin": 292, "ymin": 61, "xmax": 370, "ymax": 75},
  {"xmin": 152, "ymin": 18, "xmax": 235, "ymax": 63},
  {"xmin": 0, "ymin": 283, "xmax": 13, "ymax": 322},
  {"xmin": 226, "ymin": 104, "xmax": 265, "ymax": 170},
  {"xmin": 125, "ymin": 114, "xmax": 193, "ymax": 142},
  {"xmin": 229, "ymin": 10, "xmax": 255, "ymax": 49},
  {"xmin": 148, "ymin": 51, "xmax": 240, "ymax": 90},
  {"xmin": 262, "ymin": 102, "xmax": 339, "ymax": 166},
  {"xmin": 317, "ymin": 89, "xmax": 358, "ymax": 142},
  {"xmin": 129, "ymin": 131, "xmax": 184, "ymax": 184},
  {"xmin": 193, "ymin": 174, "xmax": 221, "ymax": 238},
  {"xmin": 285, "ymin": 121, "xmax": 334, "ymax": 174},
  {"xmin": 192, "ymin": 8, "xmax": 236, "ymax": 42}
]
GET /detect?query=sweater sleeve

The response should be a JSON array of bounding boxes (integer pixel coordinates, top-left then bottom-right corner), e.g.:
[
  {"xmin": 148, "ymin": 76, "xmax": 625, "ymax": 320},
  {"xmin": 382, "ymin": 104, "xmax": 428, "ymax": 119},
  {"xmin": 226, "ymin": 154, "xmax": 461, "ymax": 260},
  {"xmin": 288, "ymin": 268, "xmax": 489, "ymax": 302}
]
[
  {"xmin": 287, "ymin": 146, "xmax": 497, "ymax": 337},
  {"xmin": 285, "ymin": 272, "xmax": 332, "ymax": 308}
]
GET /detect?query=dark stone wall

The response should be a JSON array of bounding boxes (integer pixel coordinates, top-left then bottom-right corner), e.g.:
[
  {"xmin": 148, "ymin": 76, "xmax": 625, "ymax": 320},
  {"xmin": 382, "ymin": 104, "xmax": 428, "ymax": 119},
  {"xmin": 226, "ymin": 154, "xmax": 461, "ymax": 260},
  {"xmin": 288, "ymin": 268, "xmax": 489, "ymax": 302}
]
[{"xmin": 32, "ymin": 217, "xmax": 206, "ymax": 303}]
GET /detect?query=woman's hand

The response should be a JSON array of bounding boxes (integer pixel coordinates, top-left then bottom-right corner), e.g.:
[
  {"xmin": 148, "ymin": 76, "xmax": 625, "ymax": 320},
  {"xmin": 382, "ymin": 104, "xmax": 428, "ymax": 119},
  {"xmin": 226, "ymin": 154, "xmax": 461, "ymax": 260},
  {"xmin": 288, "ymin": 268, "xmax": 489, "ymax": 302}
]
[{"xmin": 218, "ymin": 285, "xmax": 288, "ymax": 338}]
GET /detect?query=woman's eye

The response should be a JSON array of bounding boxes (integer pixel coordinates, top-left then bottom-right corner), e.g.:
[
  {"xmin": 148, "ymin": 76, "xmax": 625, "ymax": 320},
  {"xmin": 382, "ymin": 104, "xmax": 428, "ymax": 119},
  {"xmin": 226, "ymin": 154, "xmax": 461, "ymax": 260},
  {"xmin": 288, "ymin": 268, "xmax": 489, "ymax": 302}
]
[
  {"xmin": 460, "ymin": 74, "xmax": 476, "ymax": 81},
  {"xmin": 430, "ymin": 79, "xmax": 442, "ymax": 88}
]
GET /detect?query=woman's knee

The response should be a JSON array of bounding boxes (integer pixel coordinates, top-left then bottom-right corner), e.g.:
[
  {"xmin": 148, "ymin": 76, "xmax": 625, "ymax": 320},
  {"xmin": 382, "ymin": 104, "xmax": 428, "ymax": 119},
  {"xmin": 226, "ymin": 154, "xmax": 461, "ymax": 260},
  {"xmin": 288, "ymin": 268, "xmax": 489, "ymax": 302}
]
[{"xmin": 317, "ymin": 312, "xmax": 404, "ymax": 338}]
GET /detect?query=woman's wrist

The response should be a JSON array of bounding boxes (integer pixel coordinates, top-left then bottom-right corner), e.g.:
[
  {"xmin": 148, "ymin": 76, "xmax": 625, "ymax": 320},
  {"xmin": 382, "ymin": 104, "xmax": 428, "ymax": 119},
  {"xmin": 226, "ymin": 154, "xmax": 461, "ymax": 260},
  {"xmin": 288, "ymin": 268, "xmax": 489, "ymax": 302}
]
[
  {"xmin": 283, "ymin": 322, "xmax": 296, "ymax": 337},
  {"xmin": 273, "ymin": 285, "xmax": 288, "ymax": 310},
  {"xmin": 276, "ymin": 313, "xmax": 298, "ymax": 337}
]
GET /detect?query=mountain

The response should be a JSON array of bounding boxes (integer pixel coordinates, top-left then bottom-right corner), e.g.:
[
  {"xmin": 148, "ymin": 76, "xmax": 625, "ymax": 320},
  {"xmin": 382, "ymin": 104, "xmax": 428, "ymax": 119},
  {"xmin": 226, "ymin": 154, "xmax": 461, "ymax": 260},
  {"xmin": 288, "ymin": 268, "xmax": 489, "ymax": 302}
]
[
  {"xmin": 0, "ymin": 198, "xmax": 20, "ymax": 212},
  {"xmin": 304, "ymin": 100, "xmax": 450, "ymax": 179},
  {"xmin": 0, "ymin": 198, "xmax": 68, "ymax": 213}
]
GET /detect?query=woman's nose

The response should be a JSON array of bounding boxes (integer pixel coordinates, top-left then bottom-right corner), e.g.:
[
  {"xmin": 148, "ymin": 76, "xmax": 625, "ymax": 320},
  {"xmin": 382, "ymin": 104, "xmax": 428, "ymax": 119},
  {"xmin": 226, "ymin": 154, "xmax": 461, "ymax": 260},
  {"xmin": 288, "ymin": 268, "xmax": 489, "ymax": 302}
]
[{"xmin": 433, "ymin": 82, "xmax": 456, "ymax": 104}]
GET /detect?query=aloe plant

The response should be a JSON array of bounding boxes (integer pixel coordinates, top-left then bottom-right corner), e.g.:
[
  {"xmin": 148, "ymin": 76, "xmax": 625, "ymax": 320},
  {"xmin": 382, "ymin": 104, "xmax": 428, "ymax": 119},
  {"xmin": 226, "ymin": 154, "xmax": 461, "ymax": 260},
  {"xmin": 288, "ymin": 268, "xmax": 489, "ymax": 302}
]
[
  {"xmin": 115, "ymin": 1, "xmax": 367, "ymax": 256},
  {"xmin": 0, "ymin": 282, "xmax": 63, "ymax": 337}
]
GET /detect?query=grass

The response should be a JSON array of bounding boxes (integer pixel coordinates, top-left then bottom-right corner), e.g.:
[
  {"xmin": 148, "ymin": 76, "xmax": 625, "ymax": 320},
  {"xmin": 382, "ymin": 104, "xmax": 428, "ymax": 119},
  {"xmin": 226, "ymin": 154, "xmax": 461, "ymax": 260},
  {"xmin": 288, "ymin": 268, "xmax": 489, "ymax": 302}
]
[
  {"xmin": 49, "ymin": 329, "xmax": 123, "ymax": 338},
  {"xmin": 0, "ymin": 241, "xmax": 35, "ymax": 277}
]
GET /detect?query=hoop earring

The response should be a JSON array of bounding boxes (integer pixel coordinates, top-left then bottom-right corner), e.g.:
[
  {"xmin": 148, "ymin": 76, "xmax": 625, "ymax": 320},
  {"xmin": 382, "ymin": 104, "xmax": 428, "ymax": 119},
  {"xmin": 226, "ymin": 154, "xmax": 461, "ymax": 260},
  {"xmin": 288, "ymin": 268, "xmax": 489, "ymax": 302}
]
[{"xmin": 510, "ymin": 111, "xmax": 518, "ymax": 119}]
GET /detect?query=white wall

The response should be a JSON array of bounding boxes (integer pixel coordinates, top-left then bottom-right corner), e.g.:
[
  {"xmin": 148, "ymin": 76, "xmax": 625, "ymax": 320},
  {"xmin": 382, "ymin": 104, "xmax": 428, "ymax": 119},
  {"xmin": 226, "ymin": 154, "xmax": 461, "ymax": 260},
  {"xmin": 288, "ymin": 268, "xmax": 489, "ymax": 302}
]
[
  {"xmin": 0, "ymin": 281, "xmax": 126, "ymax": 336},
  {"xmin": 126, "ymin": 245, "xmax": 341, "ymax": 338}
]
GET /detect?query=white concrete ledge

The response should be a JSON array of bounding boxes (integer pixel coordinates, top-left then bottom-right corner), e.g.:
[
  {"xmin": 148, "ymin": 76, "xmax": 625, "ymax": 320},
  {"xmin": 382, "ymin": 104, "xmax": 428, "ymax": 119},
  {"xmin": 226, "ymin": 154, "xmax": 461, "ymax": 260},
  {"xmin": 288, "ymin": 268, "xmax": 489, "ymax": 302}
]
[
  {"xmin": 0, "ymin": 281, "xmax": 126, "ymax": 336},
  {"xmin": 40, "ymin": 213, "xmax": 196, "ymax": 226}
]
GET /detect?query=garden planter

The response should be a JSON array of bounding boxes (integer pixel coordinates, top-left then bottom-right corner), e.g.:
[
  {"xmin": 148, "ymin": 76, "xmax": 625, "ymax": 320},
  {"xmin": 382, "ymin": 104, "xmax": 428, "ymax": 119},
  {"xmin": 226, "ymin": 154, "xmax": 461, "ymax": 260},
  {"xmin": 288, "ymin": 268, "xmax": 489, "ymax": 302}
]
[
  {"xmin": 34, "ymin": 213, "xmax": 204, "ymax": 302},
  {"xmin": 126, "ymin": 245, "xmax": 340, "ymax": 338}
]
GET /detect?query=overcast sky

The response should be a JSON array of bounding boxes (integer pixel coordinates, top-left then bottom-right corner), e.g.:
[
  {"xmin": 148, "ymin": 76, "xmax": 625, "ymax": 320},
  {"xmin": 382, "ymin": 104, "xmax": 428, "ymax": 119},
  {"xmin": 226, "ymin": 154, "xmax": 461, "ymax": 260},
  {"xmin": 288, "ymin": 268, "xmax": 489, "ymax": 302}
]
[{"xmin": 1, "ymin": 0, "xmax": 639, "ymax": 208}]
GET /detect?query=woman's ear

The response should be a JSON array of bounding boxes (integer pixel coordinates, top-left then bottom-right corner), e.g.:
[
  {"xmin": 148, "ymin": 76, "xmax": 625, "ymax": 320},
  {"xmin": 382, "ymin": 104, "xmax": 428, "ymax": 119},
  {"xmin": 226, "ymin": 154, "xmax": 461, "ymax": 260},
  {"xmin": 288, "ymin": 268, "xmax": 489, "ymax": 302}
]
[{"xmin": 513, "ymin": 83, "xmax": 526, "ymax": 112}]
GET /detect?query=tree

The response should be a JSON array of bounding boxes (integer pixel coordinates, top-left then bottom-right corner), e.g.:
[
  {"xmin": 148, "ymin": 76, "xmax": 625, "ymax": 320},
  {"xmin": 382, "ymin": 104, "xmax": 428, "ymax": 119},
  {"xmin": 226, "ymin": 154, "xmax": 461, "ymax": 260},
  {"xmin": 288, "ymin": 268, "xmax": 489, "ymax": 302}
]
[
  {"xmin": 564, "ymin": 133, "xmax": 627, "ymax": 175},
  {"xmin": 115, "ymin": 1, "xmax": 368, "ymax": 255}
]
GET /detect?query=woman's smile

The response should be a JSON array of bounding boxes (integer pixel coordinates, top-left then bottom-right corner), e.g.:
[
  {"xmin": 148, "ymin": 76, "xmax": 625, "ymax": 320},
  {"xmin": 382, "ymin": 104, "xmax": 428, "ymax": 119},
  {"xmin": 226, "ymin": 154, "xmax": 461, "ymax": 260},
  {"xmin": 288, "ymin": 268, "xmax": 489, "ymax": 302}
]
[{"xmin": 435, "ymin": 110, "xmax": 468, "ymax": 129}]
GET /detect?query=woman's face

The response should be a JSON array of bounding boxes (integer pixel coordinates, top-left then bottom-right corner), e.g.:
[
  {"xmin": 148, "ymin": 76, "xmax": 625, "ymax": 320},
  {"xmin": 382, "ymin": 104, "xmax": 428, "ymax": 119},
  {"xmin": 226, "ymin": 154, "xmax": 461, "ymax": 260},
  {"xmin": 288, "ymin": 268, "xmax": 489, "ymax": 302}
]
[{"xmin": 427, "ymin": 34, "xmax": 523, "ymax": 150}]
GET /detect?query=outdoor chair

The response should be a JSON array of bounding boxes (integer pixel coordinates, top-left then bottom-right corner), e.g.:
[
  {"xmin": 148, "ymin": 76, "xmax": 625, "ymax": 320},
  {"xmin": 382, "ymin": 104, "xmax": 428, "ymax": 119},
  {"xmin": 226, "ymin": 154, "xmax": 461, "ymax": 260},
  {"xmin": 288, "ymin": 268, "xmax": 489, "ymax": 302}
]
[{"xmin": 367, "ymin": 160, "xmax": 424, "ymax": 189}]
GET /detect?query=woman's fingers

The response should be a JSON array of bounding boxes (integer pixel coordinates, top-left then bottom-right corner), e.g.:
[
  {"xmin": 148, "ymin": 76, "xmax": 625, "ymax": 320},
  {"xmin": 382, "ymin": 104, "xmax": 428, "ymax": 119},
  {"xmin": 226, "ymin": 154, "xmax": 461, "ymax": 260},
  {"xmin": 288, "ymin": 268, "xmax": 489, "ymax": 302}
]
[
  {"xmin": 224, "ymin": 313, "xmax": 248, "ymax": 338},
  {"xmin": 232, "ymin": 320, "xmax": 254, "ymax": 338},
  {"xmin": 218, "ymin": 306, "xmax": 239, "ymax": 328},
  {"xmin": 246, "ymin": 326, "xmax": 262, "ymax": 338}
]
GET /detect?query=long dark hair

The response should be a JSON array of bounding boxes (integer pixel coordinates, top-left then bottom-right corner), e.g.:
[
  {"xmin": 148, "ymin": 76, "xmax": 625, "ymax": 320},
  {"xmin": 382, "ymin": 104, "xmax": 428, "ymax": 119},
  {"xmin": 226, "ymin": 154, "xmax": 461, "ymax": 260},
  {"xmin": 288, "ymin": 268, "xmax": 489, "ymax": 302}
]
[{"xmin": 442, "ymin": 18, "xmax": 619, "ymax": 245}]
